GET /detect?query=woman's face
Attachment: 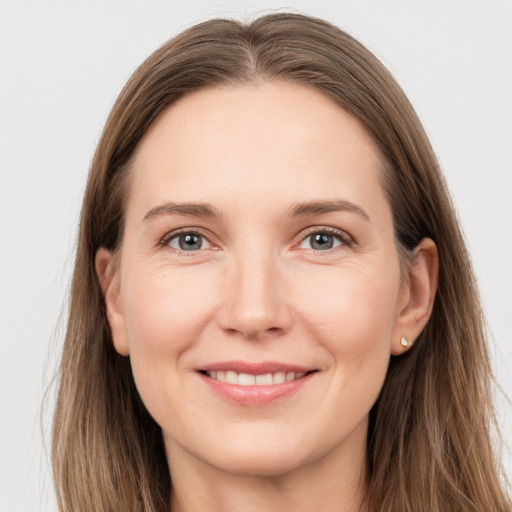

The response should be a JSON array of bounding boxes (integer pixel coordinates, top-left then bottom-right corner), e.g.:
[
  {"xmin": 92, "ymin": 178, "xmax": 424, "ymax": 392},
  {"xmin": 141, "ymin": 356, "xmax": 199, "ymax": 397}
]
[{"xmin": 104, "ymin": 82, "xmax": 413, "ymax": 477}]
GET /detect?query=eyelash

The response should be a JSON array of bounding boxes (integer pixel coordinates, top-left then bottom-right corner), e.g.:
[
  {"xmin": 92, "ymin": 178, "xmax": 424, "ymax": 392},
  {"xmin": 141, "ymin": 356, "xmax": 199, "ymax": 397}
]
[
  {"xmin": 159, "ymin": 228, "xmax": 214, "ymax": 254},
  {"xmin": 299, "ymin": 226, "xmax": 352, "ymax": 251},
  {"xmin": 159, "ymin": 226, "xmax": 352, "ymax": 254}
]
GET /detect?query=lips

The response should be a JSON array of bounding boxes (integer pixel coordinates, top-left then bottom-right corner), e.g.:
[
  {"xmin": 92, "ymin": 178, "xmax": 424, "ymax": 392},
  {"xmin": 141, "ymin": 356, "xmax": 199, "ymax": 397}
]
[{"xmin": 196, "ymin": 361, "xmax": 317, "ymax": 405}]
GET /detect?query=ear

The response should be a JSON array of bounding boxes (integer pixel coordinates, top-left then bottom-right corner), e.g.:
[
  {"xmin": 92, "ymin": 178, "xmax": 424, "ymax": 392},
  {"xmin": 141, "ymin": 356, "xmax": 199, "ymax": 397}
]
[
  {"xmin": 95, "ymin": 247, "xmax": 130, "ymax": 356},
  {"xmin": 391, "ymin": 238, "xmax": 439, "ymax": 355}
]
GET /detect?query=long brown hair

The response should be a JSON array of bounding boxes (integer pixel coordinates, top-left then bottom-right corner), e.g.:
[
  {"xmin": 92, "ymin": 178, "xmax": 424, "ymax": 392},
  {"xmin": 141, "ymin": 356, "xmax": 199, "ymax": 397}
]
[{"xmin": 52, "ymin": 13, "xmax": 511, "ymax": 511}]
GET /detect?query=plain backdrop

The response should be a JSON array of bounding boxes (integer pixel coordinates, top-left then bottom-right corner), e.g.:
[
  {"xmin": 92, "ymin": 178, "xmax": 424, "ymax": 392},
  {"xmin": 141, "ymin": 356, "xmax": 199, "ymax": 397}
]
[{"xmin": 1, "ymin": 1, "xmax": 511, "ymax": 510}]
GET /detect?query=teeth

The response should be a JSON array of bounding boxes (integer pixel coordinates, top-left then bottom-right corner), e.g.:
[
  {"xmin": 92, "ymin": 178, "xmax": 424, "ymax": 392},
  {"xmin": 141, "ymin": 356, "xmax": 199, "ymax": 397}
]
[
  {"xmin": 273, "ymin": 372, "xmax": 286, "ymax": 384},
  {"xmin": 255, "ymin": 373, "xmax": 273, "ymax": 385},
  {"xmin": 238, "ymin": 373, "xmax": 256, "ymax": 385},
  {"xmin": 225, "ymin": 371, "xmax": 238, "ymax": 385},
  {"xmin": 206, "ymin": 370, "xmax": 309, "ymax": 385}
]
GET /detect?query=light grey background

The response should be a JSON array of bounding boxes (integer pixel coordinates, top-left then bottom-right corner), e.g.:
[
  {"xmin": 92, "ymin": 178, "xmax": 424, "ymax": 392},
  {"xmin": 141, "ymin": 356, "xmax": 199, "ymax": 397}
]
[{"xmin": 1, "ymin": 1, "xmax": 511, "ymax": 510}]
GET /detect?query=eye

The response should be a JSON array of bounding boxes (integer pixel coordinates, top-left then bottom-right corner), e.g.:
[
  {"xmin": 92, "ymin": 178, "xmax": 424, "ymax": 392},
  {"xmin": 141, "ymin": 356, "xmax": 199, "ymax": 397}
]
[
  {"xmin": 165, "ymin": 231, "xmax": 212, "ymax": 251},
  {"xmin": 298, "ymin": 229, "xmax": 349, "ymax": 251}
]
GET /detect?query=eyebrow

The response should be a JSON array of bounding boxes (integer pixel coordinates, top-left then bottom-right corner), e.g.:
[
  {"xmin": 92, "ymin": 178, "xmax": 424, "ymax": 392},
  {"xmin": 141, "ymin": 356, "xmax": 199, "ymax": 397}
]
[
  {"xmin": 287, "ymin": 199, "xmax": 370, "ymax": 221},
  {"xmin": 143, "ymin": 198, "xmax": 369, "ymax": 223},
  {"xmin": 143, "ymin": 202, "xmax": 221, "ymax": 222}
]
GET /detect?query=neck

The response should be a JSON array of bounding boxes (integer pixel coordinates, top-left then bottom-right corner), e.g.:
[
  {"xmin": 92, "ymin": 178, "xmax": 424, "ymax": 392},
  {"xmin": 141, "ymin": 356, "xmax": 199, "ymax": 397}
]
[{"xmin": 166, "ymin": 425, "xmax": 368, "ymax": 512}]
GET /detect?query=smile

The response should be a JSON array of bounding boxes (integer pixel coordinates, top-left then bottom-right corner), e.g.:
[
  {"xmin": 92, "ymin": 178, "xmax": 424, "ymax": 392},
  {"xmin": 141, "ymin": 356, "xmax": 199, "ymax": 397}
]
[
  {"xmin": 202, "ymin": 370, "xmax": 309, "ymax": 386},
  {"xmin": 196, "ymin": 361, "xmax": 318, "ymax": 407},
  {"xmin": 196, "ymin": 362, "xmax": 317, "ymax": 406}
]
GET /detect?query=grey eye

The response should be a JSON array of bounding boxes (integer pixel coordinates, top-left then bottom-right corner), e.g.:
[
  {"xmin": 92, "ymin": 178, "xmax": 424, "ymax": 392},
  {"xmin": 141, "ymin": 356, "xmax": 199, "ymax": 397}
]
[
  {"xmin": 299, "ymin": 232, "xmax": 343, "ymax": 251},
  {"xmin": 168, "ymin": 233, "xmax": 210, "ymax": 251}
]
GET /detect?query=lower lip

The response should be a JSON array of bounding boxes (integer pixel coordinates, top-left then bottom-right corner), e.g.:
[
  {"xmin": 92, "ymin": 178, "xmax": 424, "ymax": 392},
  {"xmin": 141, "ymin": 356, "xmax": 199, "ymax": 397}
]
[{"xmin": 198, "ymin": 372, "xmax": 315, "ymax": 406}]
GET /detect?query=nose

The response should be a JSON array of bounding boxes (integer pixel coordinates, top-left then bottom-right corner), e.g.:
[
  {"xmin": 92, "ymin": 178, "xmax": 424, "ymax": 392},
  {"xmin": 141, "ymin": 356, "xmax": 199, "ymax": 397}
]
[{"xmin": 217, "ymin": 247, "xmax": 292, "ymax": 340}]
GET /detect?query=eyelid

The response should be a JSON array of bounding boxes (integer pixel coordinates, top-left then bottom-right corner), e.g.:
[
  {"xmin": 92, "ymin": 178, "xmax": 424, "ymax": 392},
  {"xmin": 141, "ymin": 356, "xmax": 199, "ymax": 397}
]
[
  {"xmin": 159, "ymin": 227, "xmax": 218, "ymax": 252},
  {"xmin": 158, "ymin": 225, "xmax": 353, "ymax": 253},
  {"xmin": 296, "ymin": 226, "xmax": 353, "ymax": 250}
]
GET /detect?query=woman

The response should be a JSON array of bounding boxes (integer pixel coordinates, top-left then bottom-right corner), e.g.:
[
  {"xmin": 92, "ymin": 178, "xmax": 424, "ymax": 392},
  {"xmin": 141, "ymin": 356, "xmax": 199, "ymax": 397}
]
[{"xmin": 51, "ymin": 12, "xmax": 511, "ymax": 512}]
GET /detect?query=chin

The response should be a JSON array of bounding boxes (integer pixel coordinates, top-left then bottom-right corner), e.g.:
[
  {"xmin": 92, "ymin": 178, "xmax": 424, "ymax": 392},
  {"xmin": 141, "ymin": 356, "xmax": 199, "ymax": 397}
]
[
  {"xmin": 215, "ymin": 450, "xmax": 306, "ymax": 477},
  {"xmin": 197, "ymin": 430, "xmax": 321, "ymax": 477}
]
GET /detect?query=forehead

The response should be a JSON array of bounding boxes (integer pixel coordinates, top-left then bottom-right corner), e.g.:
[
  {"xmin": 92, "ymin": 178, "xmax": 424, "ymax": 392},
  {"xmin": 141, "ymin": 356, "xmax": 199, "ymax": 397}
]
[{"xmin": 129, "ymin": 81, "xmax": 387, "ymax": 215}]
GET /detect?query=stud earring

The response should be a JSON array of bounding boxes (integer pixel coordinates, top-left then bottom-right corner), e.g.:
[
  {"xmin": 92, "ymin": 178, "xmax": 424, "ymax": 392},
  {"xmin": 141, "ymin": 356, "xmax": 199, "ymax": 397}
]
[{"xmin": 400, "ymin": 336, "xmax": 410, "ymax": 349}]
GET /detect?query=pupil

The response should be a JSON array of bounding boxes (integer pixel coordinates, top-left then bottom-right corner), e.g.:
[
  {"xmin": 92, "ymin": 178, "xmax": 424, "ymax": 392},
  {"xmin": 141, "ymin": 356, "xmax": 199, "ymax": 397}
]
[
  {"xmin": 312, "ymin": 233, "xmax": 333, "ymax": 250},
  {"xmin": 179, "ymin": 234, "xmax": 202, "ymax": 250}
]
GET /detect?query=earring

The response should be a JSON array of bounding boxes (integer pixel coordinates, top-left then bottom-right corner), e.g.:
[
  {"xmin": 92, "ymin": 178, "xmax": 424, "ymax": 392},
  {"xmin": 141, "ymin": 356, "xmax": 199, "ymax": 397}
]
[{"xmin": 400, "ymin": 336, "xmax": 410, "ymax": 349}]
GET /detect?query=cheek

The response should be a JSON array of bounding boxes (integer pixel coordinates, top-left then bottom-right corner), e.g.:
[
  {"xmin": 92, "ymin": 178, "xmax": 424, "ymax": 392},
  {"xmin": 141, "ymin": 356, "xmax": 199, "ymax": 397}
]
[
  {"xmin": 119, "ymin": 264, "xmax": 222, "ymax": 425},
  {"xmin": 122, "ymin": 265, "xmax": 218, "ymax": 356},
  {"xmin": 302, "ymin": 268, "xmax": 399, "ymax": 428},
  {"xmin": 294, "ymin": 262, "xmax": 400, "ymax": 384}
]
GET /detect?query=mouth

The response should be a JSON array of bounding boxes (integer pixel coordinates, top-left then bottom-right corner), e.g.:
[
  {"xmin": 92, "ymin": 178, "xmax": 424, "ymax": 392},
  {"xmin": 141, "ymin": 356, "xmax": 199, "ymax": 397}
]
[
  {"xmin": 195, "ymin": 362, "xmax": 318, "ymax": 405},
  {"xmin": 198, "ymin": 369, "xmax": 315, "ymax": 386}
]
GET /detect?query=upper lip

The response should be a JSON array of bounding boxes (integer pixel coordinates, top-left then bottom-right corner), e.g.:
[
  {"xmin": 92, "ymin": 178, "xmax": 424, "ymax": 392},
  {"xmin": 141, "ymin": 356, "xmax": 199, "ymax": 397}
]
[{"xmin": 197, "ymin": 361, "xmax": 316, "ymax": 375}]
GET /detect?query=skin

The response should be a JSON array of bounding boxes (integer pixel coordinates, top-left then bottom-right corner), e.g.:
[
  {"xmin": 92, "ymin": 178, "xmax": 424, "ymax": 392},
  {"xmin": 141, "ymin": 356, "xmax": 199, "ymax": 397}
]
[{"xmin": 96, "ymin": 82, "xmax": 438, "ymax": 512}]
